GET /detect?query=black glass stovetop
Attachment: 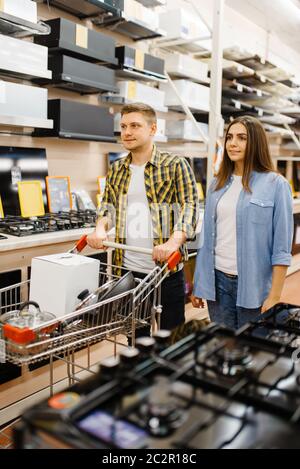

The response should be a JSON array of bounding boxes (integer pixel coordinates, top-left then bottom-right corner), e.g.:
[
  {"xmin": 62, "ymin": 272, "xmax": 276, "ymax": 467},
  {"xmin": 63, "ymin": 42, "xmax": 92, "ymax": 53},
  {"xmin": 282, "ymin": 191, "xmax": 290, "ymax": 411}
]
[{"xmin": 17, "ymin": 303, "xmax": 300, "ymax": 449}]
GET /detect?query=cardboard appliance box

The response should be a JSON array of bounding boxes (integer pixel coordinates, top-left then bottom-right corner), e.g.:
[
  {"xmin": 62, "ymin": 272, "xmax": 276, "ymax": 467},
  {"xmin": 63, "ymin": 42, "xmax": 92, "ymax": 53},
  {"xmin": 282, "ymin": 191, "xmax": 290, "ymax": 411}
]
[{"xmin": 29, "ymin": 253, "xmax": 100, "ymax": 318}]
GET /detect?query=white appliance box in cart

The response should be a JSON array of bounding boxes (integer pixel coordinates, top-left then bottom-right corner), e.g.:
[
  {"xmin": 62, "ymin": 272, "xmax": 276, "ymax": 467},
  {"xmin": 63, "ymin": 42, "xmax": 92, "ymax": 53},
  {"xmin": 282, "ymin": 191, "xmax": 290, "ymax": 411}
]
[{"xmin": 29, "ymin": 254, "xmax": 100, "ymax": 318}]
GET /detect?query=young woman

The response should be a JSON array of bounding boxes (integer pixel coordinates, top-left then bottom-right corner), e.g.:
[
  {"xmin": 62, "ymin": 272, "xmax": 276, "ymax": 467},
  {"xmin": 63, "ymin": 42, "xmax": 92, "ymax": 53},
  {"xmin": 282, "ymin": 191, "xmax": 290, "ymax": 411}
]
[{"xmin": 191, "ymin": 115, "xmax": 294, "ymax": 329}]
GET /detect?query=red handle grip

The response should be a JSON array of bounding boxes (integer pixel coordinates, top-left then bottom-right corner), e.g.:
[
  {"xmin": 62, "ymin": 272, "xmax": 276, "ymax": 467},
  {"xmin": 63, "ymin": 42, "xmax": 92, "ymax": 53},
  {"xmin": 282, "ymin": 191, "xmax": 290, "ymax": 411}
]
[
  {"xmin": 74, "ymin": 235, "xmax": 88, "ymax": 253},
  {"xmin": 167, "ymin": 251, "xmax": 182, "ymax": 270}
]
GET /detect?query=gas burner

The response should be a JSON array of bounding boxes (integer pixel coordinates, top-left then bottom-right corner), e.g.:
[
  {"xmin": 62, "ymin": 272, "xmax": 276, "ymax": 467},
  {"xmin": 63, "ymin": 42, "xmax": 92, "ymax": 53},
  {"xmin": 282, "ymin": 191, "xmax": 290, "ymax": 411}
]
[
  {"xmin": 138, "ymin": 376, "xmax": 187, "ymax": 437},
  {"xmin": 0, "ymin": 211, "xmax": 96, "ymax": 236},
  {"xmin": 267, "ymin": 329, "xmax": 291, "ymax": 344},
  {"xmin": 287, "ymin": 310, "xmax": 300, "ymax": 329},
  {"xmin": 214, "ymin": 342, "xmax": 253, "ymax": 377}
]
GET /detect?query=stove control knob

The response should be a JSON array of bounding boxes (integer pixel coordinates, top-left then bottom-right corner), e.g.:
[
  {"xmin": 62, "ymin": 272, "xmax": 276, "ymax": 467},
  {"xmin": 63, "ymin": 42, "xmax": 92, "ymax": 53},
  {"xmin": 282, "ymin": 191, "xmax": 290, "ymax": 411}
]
[
  {"xmin": 135, "ymin": 337, "xmax": 156, "ymax": 356},
  {"xmin": 119, "ymin": 347, "xmax": 140, "ymax": 369},
  {"xmin": 153, "ymin": 330, "xmax": 171, "ymax": 350},
  {"xmin": 99, "ymin": 356, "xmax": 120, "ymax": 380}
]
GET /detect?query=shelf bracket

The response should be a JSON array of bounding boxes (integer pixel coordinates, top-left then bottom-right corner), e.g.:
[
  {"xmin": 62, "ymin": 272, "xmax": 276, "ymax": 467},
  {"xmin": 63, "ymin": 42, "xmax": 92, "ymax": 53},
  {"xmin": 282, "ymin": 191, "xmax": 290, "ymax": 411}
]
[
  {"xmin": 284, "ymin": 124, "xmax": 300, "ymax": 151},
  {"xmin": 165, "ymin": 72, "xmax": 209, "ymax": 145},
  {"xmin": 183, "ymin": 0, "xmax": 213, "ymax": 35}
]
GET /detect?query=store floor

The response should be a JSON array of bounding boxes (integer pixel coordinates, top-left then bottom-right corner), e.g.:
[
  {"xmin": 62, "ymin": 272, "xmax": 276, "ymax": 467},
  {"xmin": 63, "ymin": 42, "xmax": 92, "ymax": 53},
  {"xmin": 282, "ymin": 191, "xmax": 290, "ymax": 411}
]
[{"xmin": 1, "ymin": 270, "xmax": 299, "ymax": 449}]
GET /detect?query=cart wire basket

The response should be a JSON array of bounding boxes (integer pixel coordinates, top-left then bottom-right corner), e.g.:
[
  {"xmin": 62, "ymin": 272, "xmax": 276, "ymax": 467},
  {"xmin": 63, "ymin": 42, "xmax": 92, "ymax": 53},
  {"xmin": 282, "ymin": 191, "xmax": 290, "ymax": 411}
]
[{"xmin": 0, "ymin": 240, "xmax": 181, "ymax": 368}]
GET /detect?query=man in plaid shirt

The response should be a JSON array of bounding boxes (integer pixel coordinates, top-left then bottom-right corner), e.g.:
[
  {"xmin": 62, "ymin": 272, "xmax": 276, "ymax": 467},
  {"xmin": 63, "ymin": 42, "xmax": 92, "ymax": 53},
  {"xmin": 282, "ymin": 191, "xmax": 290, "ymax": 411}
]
[{"xmin": 87, "ymin": 103, "xmax": 199, "ymax": 331}]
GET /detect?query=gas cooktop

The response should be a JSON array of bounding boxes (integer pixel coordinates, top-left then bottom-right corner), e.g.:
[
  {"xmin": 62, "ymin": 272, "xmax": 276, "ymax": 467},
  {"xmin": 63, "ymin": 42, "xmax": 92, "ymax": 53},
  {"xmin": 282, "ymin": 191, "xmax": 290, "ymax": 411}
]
[
  {"xmin": 16, "ymin": 303, "xmax": 300, "ymax": 449},
  {"xmin": 0, "ymin": 211, "xmax": 96, "ymax": 237}
]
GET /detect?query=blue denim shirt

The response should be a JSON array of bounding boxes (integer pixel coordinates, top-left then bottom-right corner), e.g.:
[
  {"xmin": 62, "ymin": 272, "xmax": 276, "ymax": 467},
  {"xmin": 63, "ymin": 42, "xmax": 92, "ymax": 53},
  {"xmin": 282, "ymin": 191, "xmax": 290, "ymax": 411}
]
[{"xmin": 193, "ymin": 171, "xmax": 293, "ymax": 309}]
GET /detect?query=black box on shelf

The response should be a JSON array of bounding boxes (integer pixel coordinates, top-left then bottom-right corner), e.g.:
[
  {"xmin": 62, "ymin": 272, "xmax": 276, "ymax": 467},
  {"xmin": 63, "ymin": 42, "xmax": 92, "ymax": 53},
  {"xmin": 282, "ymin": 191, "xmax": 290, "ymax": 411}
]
[
  {"xmin": 115, "ymin": 45, "xmax": 165, "ymax": 78},
  {"xmin": 33, "ymin": 99, "xmax": 116, "ymax": 142},
  {"xmin": 34, "ymin": 17, "xmax": 118, "ymax": 66},
  {"xmin": 35, "ymin": 55, "xmax": 119, "ymax": 95},
  {"xmin": 41, "ymin": 0, "xmax": 123, "ymax": 19}
]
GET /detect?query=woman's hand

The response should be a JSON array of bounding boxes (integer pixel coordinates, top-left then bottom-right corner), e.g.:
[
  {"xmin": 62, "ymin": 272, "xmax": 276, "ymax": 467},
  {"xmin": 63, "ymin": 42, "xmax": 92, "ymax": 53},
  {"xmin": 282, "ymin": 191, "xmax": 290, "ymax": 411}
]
[
  {"xmin": 191, "ymin": 295, "xmax": 205, "ymax": 308},
  {"xmin": 261, "ymin": 295, "xmax": 281, "ymax": 313}
]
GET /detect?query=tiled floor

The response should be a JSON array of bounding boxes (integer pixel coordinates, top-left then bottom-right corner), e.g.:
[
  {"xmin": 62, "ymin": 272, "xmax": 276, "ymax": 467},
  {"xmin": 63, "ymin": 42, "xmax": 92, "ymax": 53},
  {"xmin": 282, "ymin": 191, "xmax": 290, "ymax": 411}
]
[{"xmin": 1, "ymin": 271, "xmax": 300, "ymax": 449}]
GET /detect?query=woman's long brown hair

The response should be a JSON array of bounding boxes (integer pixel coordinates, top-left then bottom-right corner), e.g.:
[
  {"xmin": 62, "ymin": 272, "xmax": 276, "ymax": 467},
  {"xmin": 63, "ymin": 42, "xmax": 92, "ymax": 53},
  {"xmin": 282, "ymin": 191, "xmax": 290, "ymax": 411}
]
[{"xmin": 215, "ymin": 116, "xmax": 275, "ymax": 192}]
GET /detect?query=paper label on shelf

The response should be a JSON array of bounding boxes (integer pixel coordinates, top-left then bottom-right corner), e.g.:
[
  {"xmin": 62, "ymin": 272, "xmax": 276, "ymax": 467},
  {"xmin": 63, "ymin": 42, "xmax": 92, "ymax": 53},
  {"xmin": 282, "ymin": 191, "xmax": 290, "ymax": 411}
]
[
  {"xmin": 135, "ymin": 49, "xmax": 145, "ymax": 70},
  {"xmin": 257, "ymin": 90, "xmax": 262, "ymax": 97},
  {"xmin": 235, "ymin": 101, "xmax": 241, "ymax": 110},
  {"xmin": 0, "ymin": 81, "xmax": 6, "ymax": 103},
  {"xmin": 237, "ymin": 84, "xmax": 243, "ymax": 92},
  {"xmin": 127, "ymin": 81, "xmax": 137, "ymax": 100},
  {"xmin": 75, "ymin": 24, "xmax": 88, "ymax": 49}
]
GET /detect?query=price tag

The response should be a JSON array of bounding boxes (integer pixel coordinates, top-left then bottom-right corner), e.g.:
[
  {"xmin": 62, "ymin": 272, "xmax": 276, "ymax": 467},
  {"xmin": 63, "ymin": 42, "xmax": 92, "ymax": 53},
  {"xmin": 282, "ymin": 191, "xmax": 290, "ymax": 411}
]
[
  {"xmin": 0, "ymin": 195, "xmax": 4, "ymax": 219},
  {"xmin": 257, "ymin": 89, "xmax": 262, "ymax": 97},
  {"xmin": 237, "ymin": 84, "xmax": 243, "ymax": 92}
]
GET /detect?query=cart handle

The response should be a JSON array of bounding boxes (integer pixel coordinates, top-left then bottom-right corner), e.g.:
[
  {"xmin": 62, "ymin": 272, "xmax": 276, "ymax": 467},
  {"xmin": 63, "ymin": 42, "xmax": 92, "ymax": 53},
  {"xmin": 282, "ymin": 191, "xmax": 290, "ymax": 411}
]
[
  {"xmin": 102, "ymin": 241, "xmax": 182, "ymax": 271},
  {"xmin": 73, "ymin": 236, "xmax": 181, "ymax": 269},
  {"xmin": 69, "ymin": 234, "xmax": 88, "ymax": 254}
]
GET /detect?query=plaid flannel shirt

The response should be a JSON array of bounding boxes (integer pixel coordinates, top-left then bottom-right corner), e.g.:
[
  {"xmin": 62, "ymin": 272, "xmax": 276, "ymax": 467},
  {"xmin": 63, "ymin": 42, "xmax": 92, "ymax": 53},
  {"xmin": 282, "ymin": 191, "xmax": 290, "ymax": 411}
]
[{"xmin": 97, "ymin": 145, "xmax": 199, "ymax": 275}]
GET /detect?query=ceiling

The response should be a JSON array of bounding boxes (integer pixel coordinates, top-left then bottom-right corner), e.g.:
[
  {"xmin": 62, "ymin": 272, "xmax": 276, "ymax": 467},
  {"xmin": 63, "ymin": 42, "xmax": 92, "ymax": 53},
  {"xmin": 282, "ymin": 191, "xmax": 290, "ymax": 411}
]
[{"xmin": 226, "ymin": 0, "xmax": 300, "ymax": 52}]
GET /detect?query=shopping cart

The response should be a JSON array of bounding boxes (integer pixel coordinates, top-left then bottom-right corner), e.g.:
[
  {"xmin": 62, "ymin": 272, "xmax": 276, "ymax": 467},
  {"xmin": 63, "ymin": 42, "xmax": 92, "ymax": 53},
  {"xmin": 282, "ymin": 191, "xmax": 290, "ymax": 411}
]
[{"xmin": 0, "ymin": 236, "xmax": 181, "ymax": 392}]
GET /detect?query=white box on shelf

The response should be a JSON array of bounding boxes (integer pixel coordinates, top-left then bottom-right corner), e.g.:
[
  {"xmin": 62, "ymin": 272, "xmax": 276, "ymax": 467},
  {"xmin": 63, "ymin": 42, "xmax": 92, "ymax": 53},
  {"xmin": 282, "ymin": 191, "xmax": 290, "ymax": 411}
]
[
  {"xmin": 0, "ymin": 34, "xmax": 51, "ymax": 79},
  {"xmin": 117, "ymin": 80, "xmax": 166, "ymax": 111},
  {"xmin": 156, "ymin": 118, "xmax": 166, "ymax": 140},
  {"xmin": 0, "ymin": 80, "xmax": 53, "ymax": 128},
  {"xmin": 160, "ymin": 80, "xmax": 210, "ymax": 112},
  {"xmin": 124, "ymin": 0, "xmax": 159, "ymax": 29},
  {"xmin": 0, "ymin": 0, "xmax": 37, "ymax": 23},
  {"xmin": 164, "ymin": 53, "xmax": 209, "ymax": 83},
  {"xmin": 29, "ymin": 254, "xmax": 100, "ymax": 318},
  {"xmin": 158, "ymin": 8, "xmax": 211, "ymax": 52},
  {"xmin": 166, "ymin": 120, "xmax": 208, "ymax": 142}
]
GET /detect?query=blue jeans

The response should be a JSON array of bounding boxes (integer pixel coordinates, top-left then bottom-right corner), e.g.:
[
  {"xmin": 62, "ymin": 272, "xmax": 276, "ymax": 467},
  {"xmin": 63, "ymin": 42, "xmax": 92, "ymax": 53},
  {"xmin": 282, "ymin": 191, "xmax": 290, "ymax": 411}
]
[{"xmin": 207, "ymin": 270, "xmax": 261, "ymax": 330}]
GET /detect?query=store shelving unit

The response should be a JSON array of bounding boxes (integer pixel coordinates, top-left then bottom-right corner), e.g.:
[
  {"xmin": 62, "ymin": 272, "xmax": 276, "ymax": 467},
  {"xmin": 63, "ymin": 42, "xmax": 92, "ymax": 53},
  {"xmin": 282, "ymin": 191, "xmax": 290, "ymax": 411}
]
[
  {"xmin": 0, "ymin": 10, "xmax": 50, "ymax": 38},
  {"xmin": 93, "ymin": 15, "xmax": 165, "ymax": 41},
  {"xmin": 36, "ymin": 0, "xmax": 165, "ymax": 41}
]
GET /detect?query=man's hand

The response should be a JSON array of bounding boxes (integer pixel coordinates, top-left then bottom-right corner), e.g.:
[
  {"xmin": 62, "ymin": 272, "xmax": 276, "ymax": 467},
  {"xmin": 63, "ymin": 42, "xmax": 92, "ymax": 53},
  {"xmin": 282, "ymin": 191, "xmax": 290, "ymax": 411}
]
[
  {"xmin": 261, "ymin": 295, "xmax": 280, "ymax": 314},
  {"xmin": 190, "ymin": 295, "xmax": 205, "ymax": 308},
  {"xmin": 152, "ymin": 238, "xmax": 181, "ymax": 263},
  {"xmin": 86, "ymin": 228, "xmax": 108, "ymax": 250}
]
